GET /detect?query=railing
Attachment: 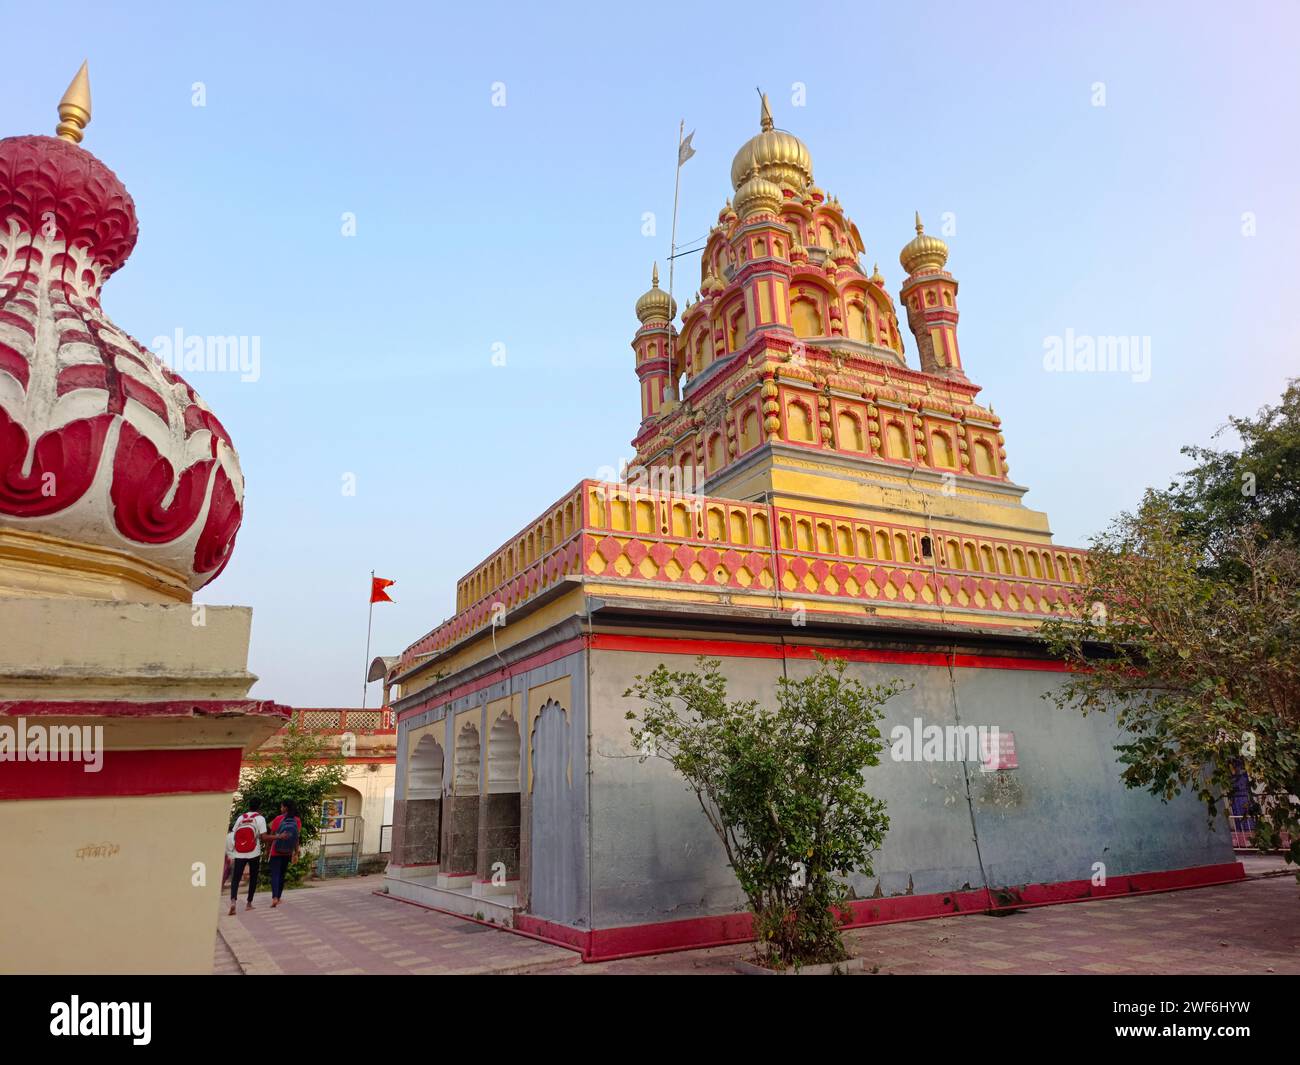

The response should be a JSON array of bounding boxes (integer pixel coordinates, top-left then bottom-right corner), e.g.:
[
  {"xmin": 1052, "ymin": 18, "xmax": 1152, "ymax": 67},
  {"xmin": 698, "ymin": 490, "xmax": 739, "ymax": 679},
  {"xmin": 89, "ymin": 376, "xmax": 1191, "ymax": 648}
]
[
  {"xmin": 315, "ymin": 812, "xmax": 364, "ymax": 878},
  {"xmin": 398, "ymin": 480, "xmax": 1091, "ymax": 666},
  {"xmin": 290, "ymin": 708, "xmax": 395, "ymax": 734}
]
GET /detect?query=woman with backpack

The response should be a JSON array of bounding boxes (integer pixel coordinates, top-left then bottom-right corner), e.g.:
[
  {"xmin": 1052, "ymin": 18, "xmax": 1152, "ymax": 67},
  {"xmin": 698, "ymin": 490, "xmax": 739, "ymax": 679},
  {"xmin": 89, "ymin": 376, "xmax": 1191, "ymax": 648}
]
[{"xmin": 262, "ymin": 800, "xmax": 302, "ymax": 907}]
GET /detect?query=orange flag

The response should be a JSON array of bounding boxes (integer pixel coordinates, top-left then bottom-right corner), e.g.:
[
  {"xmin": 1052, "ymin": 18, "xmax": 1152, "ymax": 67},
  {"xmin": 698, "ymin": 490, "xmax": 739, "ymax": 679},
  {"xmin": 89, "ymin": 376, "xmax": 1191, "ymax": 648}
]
[{"xmin": 370, "ymin": 577, "xmax": 395, "ymax": 604}]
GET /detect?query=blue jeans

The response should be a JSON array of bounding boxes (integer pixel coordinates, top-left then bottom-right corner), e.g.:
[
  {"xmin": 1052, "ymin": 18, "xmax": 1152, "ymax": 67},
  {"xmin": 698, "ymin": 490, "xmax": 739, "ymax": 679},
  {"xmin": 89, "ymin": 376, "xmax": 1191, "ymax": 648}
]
[{"xmin": 268, "ymin": 854, "xmax": 291, "ymax": 899}]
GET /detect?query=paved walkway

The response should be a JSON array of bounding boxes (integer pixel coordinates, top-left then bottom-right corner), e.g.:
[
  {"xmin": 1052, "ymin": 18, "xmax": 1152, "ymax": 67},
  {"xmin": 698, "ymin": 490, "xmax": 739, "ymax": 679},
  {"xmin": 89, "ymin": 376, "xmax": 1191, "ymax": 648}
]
[
  {"xmin": 215, "ymin": 876, "xmax": 577, "ymax": 975},
  {"xmin": 216, "ymin": 865, "xmax": 1298, "ymax": 976}
]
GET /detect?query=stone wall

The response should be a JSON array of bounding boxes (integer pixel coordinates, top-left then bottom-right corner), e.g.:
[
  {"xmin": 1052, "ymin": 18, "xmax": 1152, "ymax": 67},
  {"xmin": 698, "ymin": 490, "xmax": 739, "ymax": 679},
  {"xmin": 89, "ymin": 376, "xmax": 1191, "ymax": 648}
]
[{"xmin": 586, "ymin": 641, "xmax": 1236, "ymax": 930}]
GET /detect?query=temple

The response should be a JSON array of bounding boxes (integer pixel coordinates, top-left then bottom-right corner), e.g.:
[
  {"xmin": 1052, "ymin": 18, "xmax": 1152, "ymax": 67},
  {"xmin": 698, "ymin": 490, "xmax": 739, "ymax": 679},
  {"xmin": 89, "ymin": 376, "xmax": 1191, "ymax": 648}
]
[
  {"xmin": 0, "ymin": 66, "xmax": 286, "ymax": 973},
  {"xmin": 381, "ymin": 97, "xmax": 1240, "ymax": 959}
]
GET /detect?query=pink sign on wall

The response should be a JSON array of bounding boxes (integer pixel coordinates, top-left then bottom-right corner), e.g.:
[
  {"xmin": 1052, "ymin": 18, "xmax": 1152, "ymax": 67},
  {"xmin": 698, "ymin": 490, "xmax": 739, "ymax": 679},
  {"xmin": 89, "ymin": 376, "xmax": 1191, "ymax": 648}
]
[{"xmin": 979, "ymin": 729, "xmax": 1017, "ymax": 772}]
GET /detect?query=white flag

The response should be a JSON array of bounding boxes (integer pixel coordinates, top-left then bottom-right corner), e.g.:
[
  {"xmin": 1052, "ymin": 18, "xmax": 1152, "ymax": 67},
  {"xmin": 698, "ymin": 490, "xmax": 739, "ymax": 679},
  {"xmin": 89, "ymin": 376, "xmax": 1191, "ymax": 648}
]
[{"xmin": 678, "ymin": 130, "xmax": 696, "ymax": 167}]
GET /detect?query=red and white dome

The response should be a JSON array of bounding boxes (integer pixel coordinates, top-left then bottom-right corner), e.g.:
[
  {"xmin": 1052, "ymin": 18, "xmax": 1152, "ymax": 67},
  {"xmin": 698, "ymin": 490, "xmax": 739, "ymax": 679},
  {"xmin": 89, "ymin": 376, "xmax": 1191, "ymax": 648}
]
[{"xmin": 0, "ymin": 129, "xmax": 244, "ymax": 595}]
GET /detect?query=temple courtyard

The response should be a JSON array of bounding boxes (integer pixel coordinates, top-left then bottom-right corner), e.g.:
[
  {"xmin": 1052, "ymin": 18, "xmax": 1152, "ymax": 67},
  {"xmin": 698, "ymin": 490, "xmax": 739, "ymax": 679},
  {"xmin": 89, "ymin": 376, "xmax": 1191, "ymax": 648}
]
[{"xmin": 214, "ymin": 856, "xmax": 1298, "ymax": 976}]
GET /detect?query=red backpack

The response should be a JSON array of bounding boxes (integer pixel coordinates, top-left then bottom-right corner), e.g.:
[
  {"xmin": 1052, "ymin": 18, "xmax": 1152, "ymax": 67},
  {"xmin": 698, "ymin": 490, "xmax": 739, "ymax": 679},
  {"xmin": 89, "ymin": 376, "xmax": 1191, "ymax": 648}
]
[{"xmin": 233, "ymin": 813, "xmax": 261, "ymax": 856}]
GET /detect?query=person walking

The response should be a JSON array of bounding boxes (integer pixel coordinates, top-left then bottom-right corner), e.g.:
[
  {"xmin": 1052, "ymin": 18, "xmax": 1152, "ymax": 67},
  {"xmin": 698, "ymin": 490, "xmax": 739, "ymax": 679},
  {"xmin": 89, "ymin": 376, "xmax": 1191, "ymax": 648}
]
[
  {"xmin": 227, "ymin": 805, "xmax": 268, "ymax": 915},
  {"xmin": 262, "ymin": 800, "xmax": 302, "ymax": 908}
]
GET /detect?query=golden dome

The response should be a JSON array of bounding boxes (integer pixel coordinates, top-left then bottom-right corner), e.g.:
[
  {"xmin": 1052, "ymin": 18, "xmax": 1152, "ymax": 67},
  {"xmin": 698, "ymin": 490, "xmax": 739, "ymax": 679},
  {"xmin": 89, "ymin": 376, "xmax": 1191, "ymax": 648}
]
[
  {"xmin": 635, "ymin": 262, "xmax": 677, "ymax": 323},
  {"xmin": 734, "ymin": 174, "xmax": 783, "ymax": 219},
  {"xmin": 900, "ymin": 212, "xmax": 949, "ymax": 275},
  {"xmin": 729, "ymin": 93, "xmax": 813, "ymax": 192}
]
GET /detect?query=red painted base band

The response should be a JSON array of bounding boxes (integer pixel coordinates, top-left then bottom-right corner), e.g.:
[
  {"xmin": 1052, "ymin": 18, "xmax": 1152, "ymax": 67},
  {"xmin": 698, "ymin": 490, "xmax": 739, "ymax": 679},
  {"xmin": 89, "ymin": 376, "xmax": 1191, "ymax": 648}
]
[
  {"xmin": 0, "ymin": 746, "xmax": 243, "ymax": 799},
  {"xmin": 514, "ymin": 861, "xmax": 1247, "ymax": 962}
]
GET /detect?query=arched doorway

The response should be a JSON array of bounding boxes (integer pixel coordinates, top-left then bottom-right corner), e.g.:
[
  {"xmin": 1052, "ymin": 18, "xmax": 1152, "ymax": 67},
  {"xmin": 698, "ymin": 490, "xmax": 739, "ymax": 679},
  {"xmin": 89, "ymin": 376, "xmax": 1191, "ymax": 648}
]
[
  {"xmin": 404, "ymin": 734, "xmax": 443, "ymax": 866},
  {"xmin": 482, "ymin": 711, "xmax": 522, "ymax": 895},
  {"xmin": 530, "ymin": 699, "xmax": 578, "ymax": 920},
  {"xmin": 319, "ymin": 783, "xmax": 364, "ymax": 875},
  {"xmin": 443, "ymin": 720, "xmax": 480, "ymax": 884}
]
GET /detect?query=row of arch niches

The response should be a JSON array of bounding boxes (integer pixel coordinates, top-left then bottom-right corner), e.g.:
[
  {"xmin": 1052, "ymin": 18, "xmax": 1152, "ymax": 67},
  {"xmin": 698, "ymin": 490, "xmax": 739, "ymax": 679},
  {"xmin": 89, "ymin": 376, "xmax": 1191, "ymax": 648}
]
[{"xmin": 403, "ymin": 699, "xmax": 570, "ymax": 900}]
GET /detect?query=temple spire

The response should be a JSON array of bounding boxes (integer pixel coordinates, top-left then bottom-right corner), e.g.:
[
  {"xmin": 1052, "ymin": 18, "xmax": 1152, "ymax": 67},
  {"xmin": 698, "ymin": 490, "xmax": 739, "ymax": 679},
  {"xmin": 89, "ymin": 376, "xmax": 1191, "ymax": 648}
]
[
  {"xmin": 915, "ymin": 210, "xmax": 924, "ymax": 234},
  {"xmin": 55, "ymin": 60, "xmax": 92, "ymax": 144},
  {"xmin": 759, "ymin": 91, "xmax": 773, "ymax": 131}
]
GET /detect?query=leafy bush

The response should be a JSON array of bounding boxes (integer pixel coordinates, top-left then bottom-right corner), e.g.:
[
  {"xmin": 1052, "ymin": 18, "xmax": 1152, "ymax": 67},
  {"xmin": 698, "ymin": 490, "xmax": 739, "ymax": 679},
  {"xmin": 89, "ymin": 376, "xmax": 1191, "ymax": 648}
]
[{"xmin": 626, "ymin": 654, "xmax": 902, "ymax": 969}]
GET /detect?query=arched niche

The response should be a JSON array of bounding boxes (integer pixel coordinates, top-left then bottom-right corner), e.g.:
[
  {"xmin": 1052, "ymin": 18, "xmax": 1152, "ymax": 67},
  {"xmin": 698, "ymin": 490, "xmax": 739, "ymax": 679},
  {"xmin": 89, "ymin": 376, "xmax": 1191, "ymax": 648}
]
[
  {"xmin": 838, "ymin": 410, "xmax": 865, "ymax": 452},
  {"xmin": 454, "ymin": 721, "xmax": 481, "ymax": 796},
  {"xmin": 886, "ymin": 421, "xmax": 911, "ymax": 460},
  {"xmin": 845, "ymin": 300, "xmax": 870, "ymax": 342},
  {"xmin": 787, "ymin": 400, "xmax": 815, "ymax": 443},
  {"xmin": 408, "ymin": 735, "xmax": 444, "ymax": 800},
  {"xmin": 403, "ymin": 734, "xmax": 444, "ymax": 866},
  {"xmin": 486, "ymin": 713, "xmax": 522, "ymax": 795},
  {"xmin": 930, "ymin": 431, "xmax": 956, "ymax": 469},
  {"xmin": 791, "ymin": 294, "xmax": 823, "ymax": 338}
]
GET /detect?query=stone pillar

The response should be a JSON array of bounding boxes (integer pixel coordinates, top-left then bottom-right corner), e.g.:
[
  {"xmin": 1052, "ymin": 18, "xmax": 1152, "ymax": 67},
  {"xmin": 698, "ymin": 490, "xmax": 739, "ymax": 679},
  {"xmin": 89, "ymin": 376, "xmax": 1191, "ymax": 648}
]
[{"xmin": 0, "ymin": 599, "xmax": 286, "ymax": 974}]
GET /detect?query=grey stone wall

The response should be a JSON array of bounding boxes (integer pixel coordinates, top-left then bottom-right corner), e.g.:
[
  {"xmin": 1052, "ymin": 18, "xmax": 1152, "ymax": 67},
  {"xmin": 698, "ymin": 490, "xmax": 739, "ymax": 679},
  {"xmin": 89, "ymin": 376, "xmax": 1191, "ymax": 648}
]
[
  {"xmin": 479, "ymin": 793, "xmax": 521, "ymax": 882},
  {"xmin": 404, "ymin": 798, "xmax": 441, "ymax": 865},
  {"xmin": 588, "ymin": 646, "xmax": 1235, "ymax": 930},
  {"xmin": 444, "ymin": 795, "xmax": 480, "ymax": 876}
]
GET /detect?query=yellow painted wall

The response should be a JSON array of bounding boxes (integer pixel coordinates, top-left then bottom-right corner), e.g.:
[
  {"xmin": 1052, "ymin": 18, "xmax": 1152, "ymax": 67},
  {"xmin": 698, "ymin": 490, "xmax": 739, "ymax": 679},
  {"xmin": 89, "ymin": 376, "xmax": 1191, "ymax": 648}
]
[{"xmin": 0, "ymin": 791, "xmax": 232, "ymax": 974}]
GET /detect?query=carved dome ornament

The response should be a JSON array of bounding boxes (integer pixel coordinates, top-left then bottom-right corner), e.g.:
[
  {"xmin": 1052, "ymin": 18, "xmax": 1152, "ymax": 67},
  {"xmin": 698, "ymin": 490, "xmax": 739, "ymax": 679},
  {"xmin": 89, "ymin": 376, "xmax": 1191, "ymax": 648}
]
[
  {"xmin": 729, "ymin": 93, "xmax": 814, "ymax": 192},
  {"xmin": 900, "ymin": 212, "xmax": 950, "ymax": 276},
  {"xmin": 0, "ymin": 65, "xmax": 244, "ymax": 601},
  {"xmin": 734, "ymin": 174, "xmax": 784, "ymax": 219},
  {"xmin": 634, "ymin": 262, "xmax": 677, "ymax": 324}
]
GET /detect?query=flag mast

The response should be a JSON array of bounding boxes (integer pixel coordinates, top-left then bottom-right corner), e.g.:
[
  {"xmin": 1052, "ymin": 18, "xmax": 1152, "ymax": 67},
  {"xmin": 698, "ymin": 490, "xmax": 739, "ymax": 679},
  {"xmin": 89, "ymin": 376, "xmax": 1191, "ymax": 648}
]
[
  {"xmin": 361, "ymin": 569, "xmax": 375, "ymax": 710},
  {"xmin": 667, "ymin": 119, "xmax": 685, "ymax": 404}
]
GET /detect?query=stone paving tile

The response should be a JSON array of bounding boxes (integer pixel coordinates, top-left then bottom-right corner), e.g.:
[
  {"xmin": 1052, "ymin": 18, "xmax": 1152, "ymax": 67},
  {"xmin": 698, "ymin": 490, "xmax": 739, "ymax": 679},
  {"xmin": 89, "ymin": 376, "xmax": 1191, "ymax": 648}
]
[
  {"xmin": 213, "ymin": 870, "xmax": 1299, "ymax": 976},
  {"xmin": 214, "ymin": 876, "xmax": 578, "ymax": 975},
  {"xmin": 213, "ymin": 933, "xmax": 242, "ymax": 975},
  {"xmin": 541, "ymin": 876, "xmax": 1299, "ymax": 976}
]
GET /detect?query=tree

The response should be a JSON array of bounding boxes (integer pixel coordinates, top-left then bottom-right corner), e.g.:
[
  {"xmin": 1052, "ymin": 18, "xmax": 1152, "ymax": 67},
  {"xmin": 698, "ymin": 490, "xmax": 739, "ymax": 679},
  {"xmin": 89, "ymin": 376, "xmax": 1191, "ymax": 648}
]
[
  {"xmin": 625, "ymin": 655, "xmax": 903, "ymax": 969},
  {"xmin": 1042, "ymin": 381, "xmax": 1300, "ymax": 873},
  {"xmin": 232, "ymin": 720, "xmax": 349, "ymax": 889},
  {"xmin": 1165, "ymin": 378, "xmax": 1299, "ymax": 559}
]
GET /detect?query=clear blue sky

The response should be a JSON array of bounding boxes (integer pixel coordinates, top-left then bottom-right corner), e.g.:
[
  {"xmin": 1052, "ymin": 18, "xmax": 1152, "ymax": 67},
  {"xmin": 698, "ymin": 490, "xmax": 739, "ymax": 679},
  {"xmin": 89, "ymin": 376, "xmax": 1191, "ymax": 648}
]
[{"xmin": 6, "ymin": 1, "xmax": 1296, "ymax": 706}]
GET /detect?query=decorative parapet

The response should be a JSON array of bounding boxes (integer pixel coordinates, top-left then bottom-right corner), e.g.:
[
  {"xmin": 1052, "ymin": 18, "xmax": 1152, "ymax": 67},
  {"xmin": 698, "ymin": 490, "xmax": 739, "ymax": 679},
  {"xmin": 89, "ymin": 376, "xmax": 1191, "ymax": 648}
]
[
  {"xmin": 290, "ymin": 708, "xmax": 393, "ymax": 734},
  {"xmin": 398, "ymin": 481, "xmax": 1089, "ymax": 669},
  {"xmin": 250, "ymin": 707, "xmax": 396, "ymax": 761}
]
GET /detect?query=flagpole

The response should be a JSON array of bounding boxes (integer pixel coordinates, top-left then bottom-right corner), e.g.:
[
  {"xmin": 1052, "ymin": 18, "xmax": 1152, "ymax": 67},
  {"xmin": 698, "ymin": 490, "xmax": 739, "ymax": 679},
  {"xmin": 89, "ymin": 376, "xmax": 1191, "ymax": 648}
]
[
  {"xmin": 667, "ymin": 119, "xmax": 684, "ymax": 403},
  {"xmin": 361, "ymin": 569, "xmax": 375, "ymax": 711}
]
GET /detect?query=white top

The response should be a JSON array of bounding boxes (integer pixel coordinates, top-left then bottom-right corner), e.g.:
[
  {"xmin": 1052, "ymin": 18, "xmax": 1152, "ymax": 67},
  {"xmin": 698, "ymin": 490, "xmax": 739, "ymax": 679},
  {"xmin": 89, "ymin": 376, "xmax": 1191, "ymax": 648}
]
[{"xmin": 228, "ymin": 812, "xmax": 268, "ymax": 859}]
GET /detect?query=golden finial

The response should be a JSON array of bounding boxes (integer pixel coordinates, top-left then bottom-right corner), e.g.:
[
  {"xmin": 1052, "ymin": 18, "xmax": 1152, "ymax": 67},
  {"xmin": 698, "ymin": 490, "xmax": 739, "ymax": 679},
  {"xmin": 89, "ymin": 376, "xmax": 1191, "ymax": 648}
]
[
  {"xmin": 636, "ymin": 262, "xmax": 676, "ymax": 323},
  {"xmin": 759, "ymin": 90, "xmax": 773, "ymax": 132},
  {"xmin": 901, "ymin": 211, "xmax": 948, "ymax": 276},
  {"xmin": 55, "ymin": 60, "xmax": 92, "ymax": 144}
]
